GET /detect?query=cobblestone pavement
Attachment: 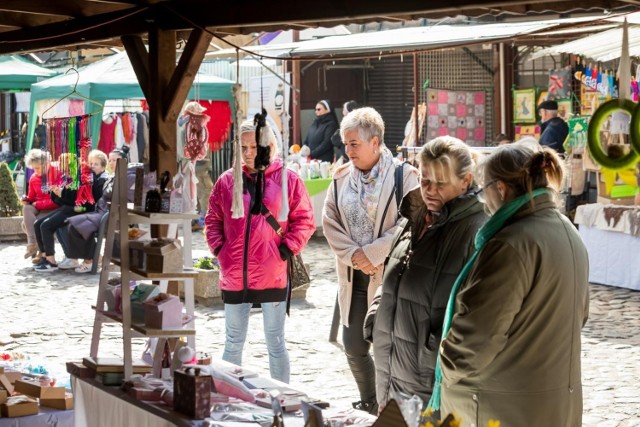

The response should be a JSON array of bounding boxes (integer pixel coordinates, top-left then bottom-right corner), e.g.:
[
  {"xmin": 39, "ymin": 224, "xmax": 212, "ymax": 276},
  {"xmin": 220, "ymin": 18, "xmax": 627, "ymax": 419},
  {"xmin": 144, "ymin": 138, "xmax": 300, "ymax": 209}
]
[{"xmin": 1, "ymin": 232, "xmax": 639, "ymax": 426}]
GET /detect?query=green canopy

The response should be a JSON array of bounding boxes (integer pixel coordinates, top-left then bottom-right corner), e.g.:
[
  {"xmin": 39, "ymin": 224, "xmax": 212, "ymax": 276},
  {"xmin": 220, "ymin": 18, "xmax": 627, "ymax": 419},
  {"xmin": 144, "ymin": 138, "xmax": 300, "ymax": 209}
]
[
  {"xmin": 0, "ymin": 55, "xmax": 57, "ymax": 91},
  {"xmin": 27, "ymin": 51, "xmax": 235, "ymax": 151}
]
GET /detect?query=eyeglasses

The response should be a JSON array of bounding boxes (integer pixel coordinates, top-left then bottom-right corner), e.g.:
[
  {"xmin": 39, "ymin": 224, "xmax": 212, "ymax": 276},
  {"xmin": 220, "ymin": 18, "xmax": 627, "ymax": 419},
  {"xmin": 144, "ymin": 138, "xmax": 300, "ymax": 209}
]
[{"xmin": 474, "ymin": 179, "xmax": 497, "ymax": 203}]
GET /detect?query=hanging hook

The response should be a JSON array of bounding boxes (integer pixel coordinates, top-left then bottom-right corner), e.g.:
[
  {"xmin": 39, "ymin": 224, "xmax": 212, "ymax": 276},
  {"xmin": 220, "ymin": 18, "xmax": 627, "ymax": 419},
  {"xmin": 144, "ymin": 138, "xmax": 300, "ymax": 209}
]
[{"xmin": 66, "ymin": 68, "xmax": 81, "ymax": 92}]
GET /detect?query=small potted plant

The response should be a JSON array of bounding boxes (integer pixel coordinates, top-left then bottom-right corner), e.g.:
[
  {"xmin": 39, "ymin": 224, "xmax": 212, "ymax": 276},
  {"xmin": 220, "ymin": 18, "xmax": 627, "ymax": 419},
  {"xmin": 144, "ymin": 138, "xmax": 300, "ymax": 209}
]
[
  {"xmin": 0, "ymin": 161, "xmax": 25, "ymax": 241},
  {"xmin": 183, "ymin": 256, "xmax": 221, "ymax": 306}
]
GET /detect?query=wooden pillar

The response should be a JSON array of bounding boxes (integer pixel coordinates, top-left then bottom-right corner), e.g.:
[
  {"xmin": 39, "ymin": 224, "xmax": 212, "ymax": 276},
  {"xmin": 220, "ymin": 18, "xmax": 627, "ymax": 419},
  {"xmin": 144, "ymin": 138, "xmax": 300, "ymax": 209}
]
[
  {"xmin": 494, "ymin": 43, "xmax": 516, "ymax": 142},
  {"xmin": 148, "ymin": 28, "xmax": 177, "ymax": 176},
  {"xmin": 292, "ymin": 31, "xmax": 301, "ymax": 147}
]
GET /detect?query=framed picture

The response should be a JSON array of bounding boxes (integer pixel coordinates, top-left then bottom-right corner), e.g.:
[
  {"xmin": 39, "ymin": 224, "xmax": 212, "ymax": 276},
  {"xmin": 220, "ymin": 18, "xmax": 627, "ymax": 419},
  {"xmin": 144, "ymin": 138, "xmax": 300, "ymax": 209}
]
[
  {"xmin": 556, "ymin": 98, "xmax": 573, "ymax": 120},
  {"xmin": 537, "ymin": 91, "xmax": 549, "ymax": 108},
  {"xmin": 513, "ymin": 88, "xmax": 536, "ymax": 123}
]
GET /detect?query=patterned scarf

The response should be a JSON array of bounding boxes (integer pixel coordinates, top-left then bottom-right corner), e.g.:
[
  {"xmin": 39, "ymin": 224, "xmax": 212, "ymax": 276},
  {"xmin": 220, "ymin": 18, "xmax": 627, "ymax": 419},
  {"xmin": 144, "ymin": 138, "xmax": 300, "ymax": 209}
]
[
  {"xmin": 428, "ymin": 187, "xmax": 550, "ymax": 411},
  {"xmin": 348, "ymin": 146, "xmax": 394, "ymax": 223}
]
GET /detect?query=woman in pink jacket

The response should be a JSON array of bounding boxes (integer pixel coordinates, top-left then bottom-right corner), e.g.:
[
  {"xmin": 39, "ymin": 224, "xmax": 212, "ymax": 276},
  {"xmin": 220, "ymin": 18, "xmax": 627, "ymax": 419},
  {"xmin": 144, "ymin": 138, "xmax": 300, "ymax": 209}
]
[{"xmin": 205, "ymin": 113, "xmax": 315, "ymax": 383}]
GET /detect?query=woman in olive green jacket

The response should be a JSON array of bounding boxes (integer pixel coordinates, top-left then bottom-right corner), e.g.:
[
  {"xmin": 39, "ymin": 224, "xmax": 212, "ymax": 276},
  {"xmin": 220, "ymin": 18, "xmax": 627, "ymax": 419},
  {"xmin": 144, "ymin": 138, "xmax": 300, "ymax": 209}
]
[{"xmin": 437, "ymin": 142, "xmax": 589, "ymax": 427}]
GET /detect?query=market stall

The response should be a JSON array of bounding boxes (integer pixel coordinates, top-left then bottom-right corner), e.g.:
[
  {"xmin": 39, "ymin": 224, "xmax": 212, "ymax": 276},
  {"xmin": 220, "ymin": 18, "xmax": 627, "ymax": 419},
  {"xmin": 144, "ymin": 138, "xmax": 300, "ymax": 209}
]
[
  {"xmin": 26, "ymin": 51, "xmax": 235, "ymax": 152},
  {"xmin": 574, "ymin": 203, "xmax": 640, "ymax": 290}
]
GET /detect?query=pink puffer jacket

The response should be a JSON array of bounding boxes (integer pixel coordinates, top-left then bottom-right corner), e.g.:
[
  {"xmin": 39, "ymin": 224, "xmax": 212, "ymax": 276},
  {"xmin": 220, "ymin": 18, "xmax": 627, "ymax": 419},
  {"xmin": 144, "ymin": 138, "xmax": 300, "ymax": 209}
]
[{"xmin": 205, "ymin": 159, "xmax": 315, "ymax": 304}]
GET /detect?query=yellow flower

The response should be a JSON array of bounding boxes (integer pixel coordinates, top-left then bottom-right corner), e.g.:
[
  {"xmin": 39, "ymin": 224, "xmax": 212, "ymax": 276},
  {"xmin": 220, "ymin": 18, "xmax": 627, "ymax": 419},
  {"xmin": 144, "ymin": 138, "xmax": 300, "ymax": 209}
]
[
  {"xmin": 486, "ymin": 420, "xmax": 501, "ymax": 427},
  {"xmin": 448, "ymin": 416, "xmax": 461, "ymax": 427}
]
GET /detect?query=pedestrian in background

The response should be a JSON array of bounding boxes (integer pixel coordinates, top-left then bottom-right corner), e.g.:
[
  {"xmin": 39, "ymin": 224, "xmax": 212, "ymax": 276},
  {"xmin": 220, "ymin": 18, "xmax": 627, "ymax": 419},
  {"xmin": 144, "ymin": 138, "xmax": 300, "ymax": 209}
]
[
  {"xmin": 331, "ymin": 100, "xmax": 359, "ymax": 163},
  {"xmin": 434, "ymin": 141, "xmax": 589, "ymax": 426},
  {"xmin": 304, "ymin": 99, "xmax": 339, "ymax": 163},
  {"xmin": 21, "ymin": 149, "xmax": 59, "ymax": 260},
  {"xmin": 205, "ymin": 114, "xmax": 315, "ymax": 383},
  {"xmin": 323, "ymin": 107, "xmax": 418, "ymax": 414},
  {"xmin": 367, "ymin": 136, "xmax": 487, "ymax": 411}
]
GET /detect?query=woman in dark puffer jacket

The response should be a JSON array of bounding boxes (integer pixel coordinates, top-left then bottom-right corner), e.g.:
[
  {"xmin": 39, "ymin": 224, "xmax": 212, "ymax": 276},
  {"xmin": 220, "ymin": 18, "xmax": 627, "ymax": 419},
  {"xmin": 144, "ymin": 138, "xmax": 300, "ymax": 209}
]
[{"xmin": 303, "ymin": 99, "xmax": 339, "ymax": 163}]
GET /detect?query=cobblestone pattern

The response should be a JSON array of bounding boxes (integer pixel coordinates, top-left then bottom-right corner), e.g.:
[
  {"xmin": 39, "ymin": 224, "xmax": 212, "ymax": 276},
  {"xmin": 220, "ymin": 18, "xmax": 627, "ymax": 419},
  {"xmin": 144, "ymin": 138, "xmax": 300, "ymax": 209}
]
[{"xmin": 1, "ymin": 233, "xmax": 639, "ymax": 425}]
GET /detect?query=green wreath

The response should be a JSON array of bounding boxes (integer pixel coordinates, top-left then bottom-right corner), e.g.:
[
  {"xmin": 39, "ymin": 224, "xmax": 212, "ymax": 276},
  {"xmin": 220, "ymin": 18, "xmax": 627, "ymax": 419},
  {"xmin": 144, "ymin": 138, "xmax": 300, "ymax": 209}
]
[
  {"xmin": 587, "ymin": 99, "xmax": 639, "ymax": 170},
  {"xmin": 629, "ymin": 101, "xmax": 640, "ymax": 156}
]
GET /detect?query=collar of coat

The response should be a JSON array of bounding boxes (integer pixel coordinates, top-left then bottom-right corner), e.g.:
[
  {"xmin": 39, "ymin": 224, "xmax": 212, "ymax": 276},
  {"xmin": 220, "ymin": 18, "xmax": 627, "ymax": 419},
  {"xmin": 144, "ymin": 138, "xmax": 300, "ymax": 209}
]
[
  {"xmin": 399, "ymin": 186, "xmax": 484, "ymax": 230},
  {"xmin": 242, "ymin": 158, "xmax": 283, "ymax": 177},
  {"xmin": 508, "ymin": 191, "xmax": 557, "ymax": 221}
]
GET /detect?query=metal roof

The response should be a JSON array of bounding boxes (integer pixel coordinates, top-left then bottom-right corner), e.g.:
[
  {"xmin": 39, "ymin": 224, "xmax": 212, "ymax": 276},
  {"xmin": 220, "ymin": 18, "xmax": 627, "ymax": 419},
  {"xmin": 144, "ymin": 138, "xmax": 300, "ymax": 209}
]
[
  {"xmin": 205, "ymin": 17, "xmax": 611, "ymax": 59},
  {"xmin": 530, "ymin": 25, "xmax": 640, "ymax": 61}
]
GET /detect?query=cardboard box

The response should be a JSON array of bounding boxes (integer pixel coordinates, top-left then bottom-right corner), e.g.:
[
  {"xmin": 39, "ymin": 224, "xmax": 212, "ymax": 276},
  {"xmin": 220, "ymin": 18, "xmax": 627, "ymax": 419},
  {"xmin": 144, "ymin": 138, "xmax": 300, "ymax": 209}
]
[
  {"xmin": 0, "ymin": 374, "xmax": 13, "ymax": 394},
  {"xmin": 129, "ymin": 240, "xmax": 147, "ymax": 270},
  {"xmin": 14, "ymin": 379, "xmax": 65, "ymax": 399},
  {"xmin": 40, "ymin": 393, "xmax": 74, "ymax": 410},
  {"xmin": 82, "ymin": 357, "xmax": 152, "ymax": 374},
  {"xmin": 143, "ymin": 294, "xmax": 183, "ymax": 329},
  {"xmin": 66, "ymin": 361, "xmax": 95, "ymax": 379},
  {"xmin": 1, "ymin": 371, "xmax": 22, "ymax": 384},
  {"xmin": 0, "ymin": 389, "xmax": 8, "ymax": 405},
  {"xmin": 144, "ymin": 239, "xmax": 183, "ymax": 273},
  {"xmin": 0, "ymin": 396, "xmax": 38, "ymax": 418},
  {"xmin": 128, "ymin": 387, "xmax": 162, "ymax": 401}
]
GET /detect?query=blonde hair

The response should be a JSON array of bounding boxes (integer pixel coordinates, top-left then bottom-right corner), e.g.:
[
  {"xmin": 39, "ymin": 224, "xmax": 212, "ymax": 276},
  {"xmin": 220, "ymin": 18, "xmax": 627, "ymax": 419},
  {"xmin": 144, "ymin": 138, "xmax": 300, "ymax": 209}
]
[
  {"xmin": 340, "ymin": 107, "xmax": 384, "ymax": 144},
  {"xmin": 25, "ymin": 149, "xmax": 50, "ymax": 168},
  {"xmin": 88, "ymin": 149, "xmax": 108, "ymax": 167},
  {"xmin": 478, "ymin": 139, "xmax": 564, "ymax": 199},
  {"xmin": 419, "ymin": 136, "xmax": 479, "ymax": 184}
]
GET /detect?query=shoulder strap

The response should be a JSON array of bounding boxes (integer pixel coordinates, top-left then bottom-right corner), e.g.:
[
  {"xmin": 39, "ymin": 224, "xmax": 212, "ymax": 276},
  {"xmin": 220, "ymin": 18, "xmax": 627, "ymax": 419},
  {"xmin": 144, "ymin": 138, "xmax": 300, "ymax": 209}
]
[
  {"xmin": 333, "ymin": 177, "xmax": 340, "ymax": 220},
  {"xmin": 394, "ymin": 162, "xmax": 405, "ymax": 210}
]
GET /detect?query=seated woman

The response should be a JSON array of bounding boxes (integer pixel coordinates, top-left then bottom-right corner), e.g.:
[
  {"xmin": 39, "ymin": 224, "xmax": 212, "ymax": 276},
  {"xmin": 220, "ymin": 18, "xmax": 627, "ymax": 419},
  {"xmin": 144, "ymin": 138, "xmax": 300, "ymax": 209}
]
[
  {"xmin": 33, "ymin": 150, "xmax": 109, "ymax": 272},
  {"xmin": 63, "ymin": 146, "xmax": 130, "ymax": 273},
  {"xmin": 21, "ymin": 149, "xmax": 60, "ymax": 259}
]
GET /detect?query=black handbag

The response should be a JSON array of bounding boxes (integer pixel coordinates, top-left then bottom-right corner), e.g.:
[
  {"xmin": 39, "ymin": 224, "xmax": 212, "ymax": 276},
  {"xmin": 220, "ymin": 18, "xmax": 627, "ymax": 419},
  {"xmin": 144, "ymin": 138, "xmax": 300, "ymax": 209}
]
[{"xmin": 260, "ymin": 204, "xmax": 310, "ymax": 290}]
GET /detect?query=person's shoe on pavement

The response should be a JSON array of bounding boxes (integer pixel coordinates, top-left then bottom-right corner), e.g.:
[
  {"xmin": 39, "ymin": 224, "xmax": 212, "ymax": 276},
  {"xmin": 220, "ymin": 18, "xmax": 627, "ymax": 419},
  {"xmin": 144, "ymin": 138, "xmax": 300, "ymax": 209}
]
[
  {"xmin": 58, "ymin": 258, "xmax": 81, "ymax": 270},
  {"xmin": 34, "ymin": 259, "xmax": 58, "ymax": 272}
]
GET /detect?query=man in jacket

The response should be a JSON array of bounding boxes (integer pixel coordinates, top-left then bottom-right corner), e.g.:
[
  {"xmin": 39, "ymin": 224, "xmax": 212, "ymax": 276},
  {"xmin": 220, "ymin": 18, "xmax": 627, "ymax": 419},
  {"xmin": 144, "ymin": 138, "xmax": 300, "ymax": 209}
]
[{"xmin": 538, "ymin": 100, "xmax": 568, "ymax": 154}]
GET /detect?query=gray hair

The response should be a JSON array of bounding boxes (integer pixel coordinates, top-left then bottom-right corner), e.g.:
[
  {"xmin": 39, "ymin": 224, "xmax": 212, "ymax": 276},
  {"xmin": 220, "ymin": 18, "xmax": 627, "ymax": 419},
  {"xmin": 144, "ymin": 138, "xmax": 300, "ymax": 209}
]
[
  {"xmin": 239, "ymin": 118, "xmax": 277, "ymax": 146},
  {"xmin": 340, "ymin": 107, "xmax": 384, "ymax": 145},
  {"xmin": 25, "ymin": 149, "xmax": 50, "ymax": 168}
]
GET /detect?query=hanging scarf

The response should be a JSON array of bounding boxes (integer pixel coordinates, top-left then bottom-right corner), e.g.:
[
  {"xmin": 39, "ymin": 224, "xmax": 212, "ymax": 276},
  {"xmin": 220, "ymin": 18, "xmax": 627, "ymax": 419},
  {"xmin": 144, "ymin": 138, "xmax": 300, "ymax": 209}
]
[
  {"xmin": 348, "ymin": 146, "xmax": 394, "ymax": 222},
  {"xmin": 428, "ymin": 187, "xmax": 550, "ymax": 411}
]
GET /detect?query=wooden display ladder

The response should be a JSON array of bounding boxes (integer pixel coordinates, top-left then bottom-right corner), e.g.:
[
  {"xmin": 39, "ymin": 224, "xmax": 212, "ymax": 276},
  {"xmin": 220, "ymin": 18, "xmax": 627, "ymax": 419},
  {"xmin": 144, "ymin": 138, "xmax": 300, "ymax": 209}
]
[{"xmin": 89, "ymin": 158, "xmax": 200, "ymax": 379}]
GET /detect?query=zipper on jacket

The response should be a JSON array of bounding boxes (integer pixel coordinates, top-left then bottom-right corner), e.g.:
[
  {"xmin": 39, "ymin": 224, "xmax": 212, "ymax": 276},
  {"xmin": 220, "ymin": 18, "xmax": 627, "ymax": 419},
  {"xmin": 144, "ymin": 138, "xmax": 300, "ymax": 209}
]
[{"xmin": 242, "ymin": 211, "xmax": 252, "ymax": 299}]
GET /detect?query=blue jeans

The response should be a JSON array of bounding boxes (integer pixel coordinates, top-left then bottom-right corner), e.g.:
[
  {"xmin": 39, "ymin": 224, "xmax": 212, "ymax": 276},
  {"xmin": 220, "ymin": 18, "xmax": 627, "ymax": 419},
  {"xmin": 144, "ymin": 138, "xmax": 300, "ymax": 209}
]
[{"xmin": 223, "ymin": 301, "xmax": 290, "ymax": 383}]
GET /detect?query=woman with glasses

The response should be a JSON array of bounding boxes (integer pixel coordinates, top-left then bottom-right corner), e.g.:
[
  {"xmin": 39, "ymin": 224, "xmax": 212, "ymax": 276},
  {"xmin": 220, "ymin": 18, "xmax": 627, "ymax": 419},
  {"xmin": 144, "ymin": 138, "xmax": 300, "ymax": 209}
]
[
  {"xmin": 303, "ymin": 99, "xmax": 339, "ymax": 162},
  {"xmin": 367, "ymin": 136, "xmax": 487, "ymax": 412},
  {"xmin": 323, "ymin": 107, "xmax": 419, "ymax": 414},
  {"xmin": 433, "ymin": 141, "xmax": 589, "ymax": 426}
]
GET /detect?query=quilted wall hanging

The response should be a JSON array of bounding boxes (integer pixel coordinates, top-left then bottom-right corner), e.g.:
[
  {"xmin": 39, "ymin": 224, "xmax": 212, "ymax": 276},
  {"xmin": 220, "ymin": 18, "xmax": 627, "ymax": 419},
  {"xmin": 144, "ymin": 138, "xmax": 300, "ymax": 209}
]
[{"xmin": 426, "ymin": 89, "xmax": 487, "ymax": 146}]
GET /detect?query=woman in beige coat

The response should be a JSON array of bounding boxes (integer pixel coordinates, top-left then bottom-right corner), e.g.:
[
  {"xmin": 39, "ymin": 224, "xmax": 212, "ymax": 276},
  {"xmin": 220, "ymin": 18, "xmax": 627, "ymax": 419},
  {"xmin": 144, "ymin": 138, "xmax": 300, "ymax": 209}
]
[
  {"xmin": 433, "ymin": 141, "xmax": 589, "ymax": 426},
  {"xmin": 323, "ymin": 107, "xmax": 418, "ymax": 414}
]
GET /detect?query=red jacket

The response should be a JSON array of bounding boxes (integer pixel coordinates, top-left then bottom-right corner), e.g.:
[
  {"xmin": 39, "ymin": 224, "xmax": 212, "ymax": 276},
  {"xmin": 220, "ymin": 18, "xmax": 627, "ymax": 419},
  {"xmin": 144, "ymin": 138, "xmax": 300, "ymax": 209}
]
[
  {"xmin": 26, "ymin": 173, "xmax": 59, "ymax": 211},
  {"xmin": 205, "ymin": 159, "xmax": 315, "ymax": 303}
]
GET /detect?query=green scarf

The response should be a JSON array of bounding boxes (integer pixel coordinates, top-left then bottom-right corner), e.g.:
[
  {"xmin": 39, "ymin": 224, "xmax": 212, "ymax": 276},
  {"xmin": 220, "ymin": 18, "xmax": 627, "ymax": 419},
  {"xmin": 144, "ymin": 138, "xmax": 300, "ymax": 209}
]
[{"xmin": 428, "ymin": 187, "xmax": 549, "ymax": 411}]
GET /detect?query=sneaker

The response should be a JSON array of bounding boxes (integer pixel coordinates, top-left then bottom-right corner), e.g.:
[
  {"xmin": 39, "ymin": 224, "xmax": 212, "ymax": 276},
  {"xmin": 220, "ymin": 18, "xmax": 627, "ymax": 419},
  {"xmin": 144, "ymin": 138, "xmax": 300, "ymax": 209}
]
[
  {"xmin": 352, "ymin": 400, "xmax": 378, "ymax": 415},
  {"xmin": 75, "ymin": 262, "xmax": 92, "ymax": 274},
  {"xmin": 33, "ymin": 257, "xmax": 48, "ymax": 269},
  {"xmin": 58, "ymin": 258, "xmax": 81, "ymax": 270},
  {"xmin": 34, "ymin": 260, "xmax": 58, "ymax": 272}
]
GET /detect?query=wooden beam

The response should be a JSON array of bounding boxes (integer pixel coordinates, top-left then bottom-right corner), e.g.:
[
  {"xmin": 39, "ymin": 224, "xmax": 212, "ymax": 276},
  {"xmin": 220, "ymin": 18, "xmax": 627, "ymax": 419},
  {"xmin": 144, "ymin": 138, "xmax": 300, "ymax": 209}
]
[
  {"xmin": 0, "ymin": 6, "xmax": 149, "ymax": 55},
  {"xmin": 0, "ymin": 0, "xmax": 133, "ymax": 17},
  {"xmin": 147, "ymin": 27, "xmax": 177, "ymax": 175},
  {"xmin": 163, "ymin": 28, "xmax": 212, "ymax": 122},
  {"xmin": 121, "ymin": 35, "xmax": 150, "ymax": 100},
  {"xmin": 0, "ymin": 11, "xmax": 68, "ymax": 27}
]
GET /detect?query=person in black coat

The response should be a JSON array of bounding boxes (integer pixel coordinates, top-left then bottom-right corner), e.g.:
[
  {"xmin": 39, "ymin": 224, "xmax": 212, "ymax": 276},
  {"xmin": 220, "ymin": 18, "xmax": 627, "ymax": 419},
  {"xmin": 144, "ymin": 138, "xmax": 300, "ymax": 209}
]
[
  {"xmin": 303, "ymin": 99, "xmax": 339, "ymax": 162},
  {"xmin": 365, "ymin": 136, "xmax": 487, "ymax": 411},
  {"xmin": 331, "ymin": 100, "xmax": 359, "ymax": 163},
  {"xmin": 538, "ymin": 100, "xmax": 568, "ymax": 154}
]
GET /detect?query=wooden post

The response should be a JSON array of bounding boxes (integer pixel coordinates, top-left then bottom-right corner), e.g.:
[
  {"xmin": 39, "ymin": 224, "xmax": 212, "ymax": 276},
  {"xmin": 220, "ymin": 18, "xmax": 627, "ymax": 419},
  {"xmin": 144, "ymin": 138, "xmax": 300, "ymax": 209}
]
[
  {"xmin": 292, "ymin": 30, "xmax": 302, "ymax": 147},
  {"xmin": 148, "ymin": 28, "xmax": 177, "ymax": 177}
]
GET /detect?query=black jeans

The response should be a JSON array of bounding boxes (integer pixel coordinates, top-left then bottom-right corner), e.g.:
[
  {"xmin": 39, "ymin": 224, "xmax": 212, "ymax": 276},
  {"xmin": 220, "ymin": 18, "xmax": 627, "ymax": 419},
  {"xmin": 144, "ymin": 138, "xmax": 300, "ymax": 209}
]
[
  {"xmin": 34, "ymin": 207, "xmax": 74, "ymax": 256},
  {"xmin": 342, "ymin": 269, "xmax": 376, "ymax": 404}
]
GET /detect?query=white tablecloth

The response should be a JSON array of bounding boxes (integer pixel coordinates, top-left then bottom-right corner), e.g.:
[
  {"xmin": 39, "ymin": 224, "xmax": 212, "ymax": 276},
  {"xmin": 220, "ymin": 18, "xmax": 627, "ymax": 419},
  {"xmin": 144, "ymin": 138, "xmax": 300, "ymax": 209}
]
[{"xmin": 578, "ymin": 225, "xmax": 640, "ymax": 290}]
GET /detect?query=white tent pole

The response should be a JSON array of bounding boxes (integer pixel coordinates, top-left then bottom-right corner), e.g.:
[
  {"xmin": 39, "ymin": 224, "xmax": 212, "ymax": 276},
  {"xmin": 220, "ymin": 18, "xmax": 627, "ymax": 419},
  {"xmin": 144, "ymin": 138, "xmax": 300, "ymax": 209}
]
[{"xmin": 499, "ymin": 43, "xmax": 507, "ymax": 134}]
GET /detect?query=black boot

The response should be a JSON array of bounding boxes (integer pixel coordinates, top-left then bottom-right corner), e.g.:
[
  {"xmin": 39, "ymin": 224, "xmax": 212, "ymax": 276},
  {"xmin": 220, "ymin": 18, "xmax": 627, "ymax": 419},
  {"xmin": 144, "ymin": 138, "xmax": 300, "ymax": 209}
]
[{"xmin": 352, "ymin": 400, "xmax": 379, "ymax": 415}]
